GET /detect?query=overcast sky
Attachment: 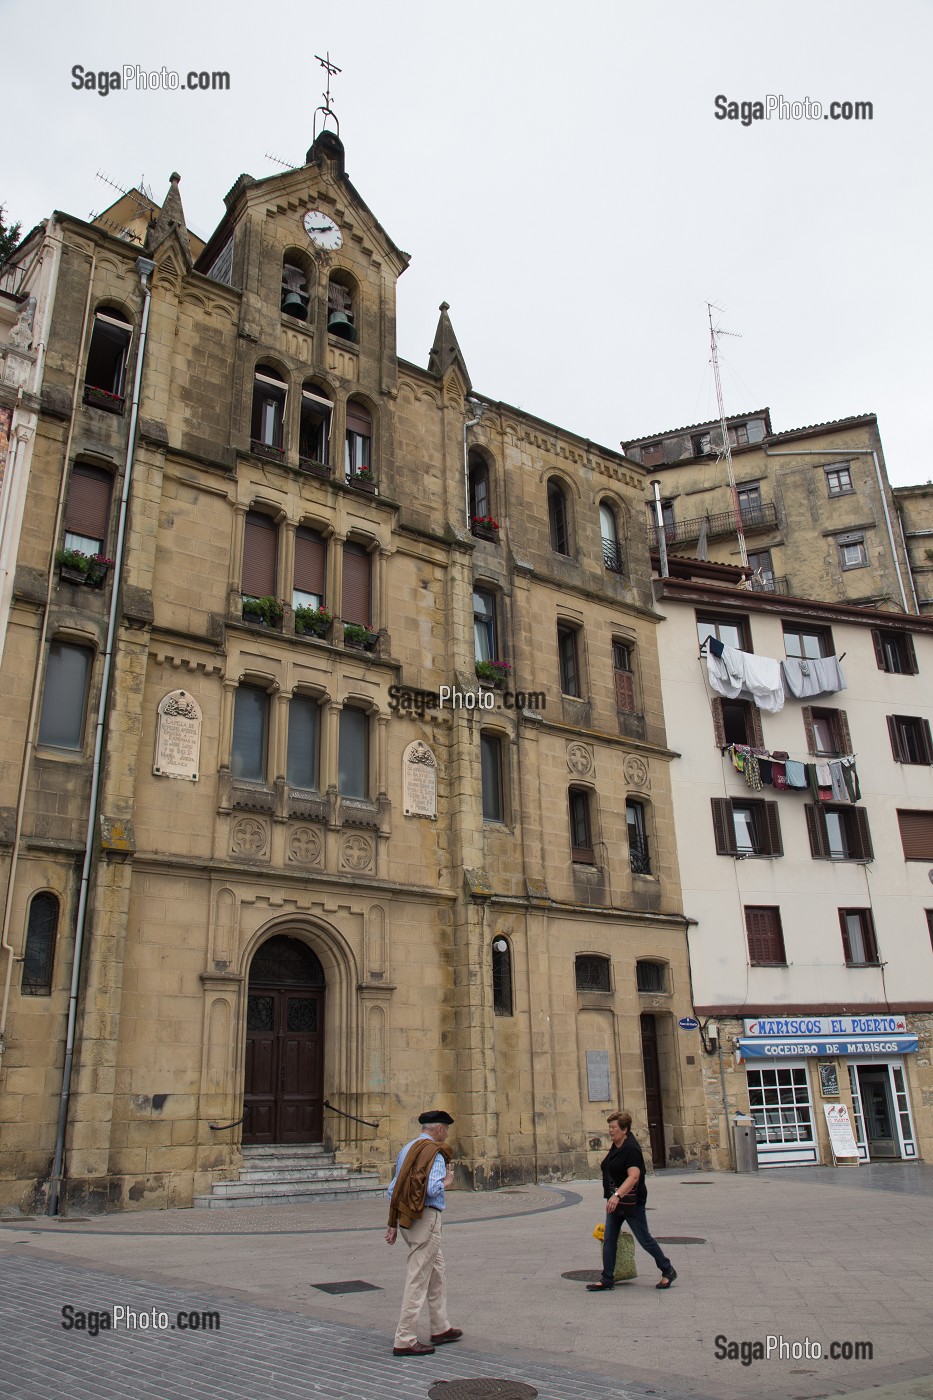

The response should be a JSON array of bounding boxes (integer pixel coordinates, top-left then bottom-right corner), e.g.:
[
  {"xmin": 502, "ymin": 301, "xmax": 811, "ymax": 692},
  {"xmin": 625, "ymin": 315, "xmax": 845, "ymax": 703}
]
[{"xmin": 4, "ymin": 0, "xmax": 930, "ymax": 484}]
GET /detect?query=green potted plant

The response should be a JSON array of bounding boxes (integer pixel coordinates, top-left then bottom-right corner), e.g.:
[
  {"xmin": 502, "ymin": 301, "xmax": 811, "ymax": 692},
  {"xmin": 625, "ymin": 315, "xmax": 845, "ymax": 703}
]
[
  {"xmin": 343, "ymin": 621, "xmax": 378, "ymax": 650},
  {"xmin": 471, "ymin": 515, "xmax": 499, "ymax": 541},
  {"xmin": 55, "ymin": 546, "xmax": 92, "ymax": 584},
  {"xmin": 294, "ymin": 605, "xmax": 333, "ymax": 638},
  {"xmin": 348, "ymin": 465, "xmax": 377, "ymax": 494},
  {"xmin": 475, "ymin": 659, "xmax": 511, "ymax": 686},
  {"xmin": 242, "ymin": 595, "xmax": 284, "ymax": 628}
]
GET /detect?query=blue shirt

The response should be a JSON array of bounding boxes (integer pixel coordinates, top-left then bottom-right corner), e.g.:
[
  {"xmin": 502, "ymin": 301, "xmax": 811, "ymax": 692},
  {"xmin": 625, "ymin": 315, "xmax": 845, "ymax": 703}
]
[{"xmin": 386, "ymin": 1133, "xmax": 448, "ymax": 1211}]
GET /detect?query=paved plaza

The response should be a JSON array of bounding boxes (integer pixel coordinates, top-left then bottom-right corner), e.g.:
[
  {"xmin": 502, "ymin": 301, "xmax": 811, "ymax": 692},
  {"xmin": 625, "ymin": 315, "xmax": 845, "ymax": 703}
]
[{"xmin": 1, "ymin": 1163, "xmax": 932, "ymax": 1400}]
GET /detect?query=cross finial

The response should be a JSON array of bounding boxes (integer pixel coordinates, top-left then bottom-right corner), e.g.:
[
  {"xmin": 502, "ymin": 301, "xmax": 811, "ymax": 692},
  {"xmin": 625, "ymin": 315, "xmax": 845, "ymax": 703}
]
[{"xmin": 313, "ymin": 52, "xmax": 342, "ymax": 140}]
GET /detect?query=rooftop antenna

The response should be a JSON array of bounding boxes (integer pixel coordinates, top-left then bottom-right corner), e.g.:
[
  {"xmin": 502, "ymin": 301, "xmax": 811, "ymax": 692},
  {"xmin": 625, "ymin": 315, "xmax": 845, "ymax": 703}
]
[
  {"xmin": 312, "ymin": 51, "xmax": 341, "ymax": 141},
  {"xmin": 95, "ymin": 171, "xmax": 154, "ymax": 220},
  {"xmin": 264, "ymin": 152, "xmax": 298, "ymax": 170},
  {"xmin": 707, "ymin": 301, "xmax": 748, "ymax": 568}
]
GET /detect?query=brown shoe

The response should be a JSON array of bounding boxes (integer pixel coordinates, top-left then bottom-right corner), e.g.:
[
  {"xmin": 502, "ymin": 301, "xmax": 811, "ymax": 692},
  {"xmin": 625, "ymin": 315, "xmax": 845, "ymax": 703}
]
[
  {"xmin": 431, "ymin": 1327, "xmax": 463, "ymax": 1344},
  {"xmin": 393, "ymin": 1342, "xmax": 435, "ymax": 1356}
]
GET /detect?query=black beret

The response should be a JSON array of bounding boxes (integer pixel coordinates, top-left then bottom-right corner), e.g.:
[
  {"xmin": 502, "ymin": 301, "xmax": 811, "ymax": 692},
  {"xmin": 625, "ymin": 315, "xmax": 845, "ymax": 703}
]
[{"xmin": 418, "ymin": 1110, "xmax": 454, "ymax": 1125}]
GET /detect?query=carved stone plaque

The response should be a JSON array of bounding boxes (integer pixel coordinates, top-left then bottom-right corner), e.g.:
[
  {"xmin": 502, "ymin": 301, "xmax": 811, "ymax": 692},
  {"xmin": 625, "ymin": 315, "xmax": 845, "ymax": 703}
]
[
  {"xmin": 586, "ymin": 1050, "xmax": 611, "ymax": 1103},
  {"xmin": 567, "ymin": 742, "xmax": 594, "ymax": 776},
  {"xmin": 154, "ymin": 689, "xmax": 202, "ymax": 781},
  {"xmin": 623, "ymin": 754, "xmax": 649, "ymax": 790},
  {"xmin": 403, "ymin": 740, "xmax": 437, "ymax": 818}
]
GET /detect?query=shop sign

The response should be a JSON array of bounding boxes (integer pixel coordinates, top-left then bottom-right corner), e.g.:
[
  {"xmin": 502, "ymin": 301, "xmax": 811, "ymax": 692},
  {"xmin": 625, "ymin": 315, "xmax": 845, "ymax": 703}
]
[
  {"xmin": 744, "ymin": 1015, "xmax": 906, "ymax": 1036},
  {"xmin": 823, "ymin": 1103, "xmax": 859, "ymax": 1161},
  {"xmin": 737, "ymin": 1035, "xmax": 918, "ymax": 1060}
]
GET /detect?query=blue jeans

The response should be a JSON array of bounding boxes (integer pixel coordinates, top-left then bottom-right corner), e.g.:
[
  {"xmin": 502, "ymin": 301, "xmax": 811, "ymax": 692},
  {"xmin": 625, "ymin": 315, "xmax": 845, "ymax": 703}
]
[{"xmin": 601, "ymin": 1201, "xmax": 672, "ymax": 1285}]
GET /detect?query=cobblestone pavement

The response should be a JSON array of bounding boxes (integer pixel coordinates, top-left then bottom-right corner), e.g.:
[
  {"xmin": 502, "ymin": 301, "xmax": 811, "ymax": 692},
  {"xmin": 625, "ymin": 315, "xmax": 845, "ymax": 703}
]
[{"xmin": 2, "ymin": 1166, "xmax": 932, "ymax": 1400}]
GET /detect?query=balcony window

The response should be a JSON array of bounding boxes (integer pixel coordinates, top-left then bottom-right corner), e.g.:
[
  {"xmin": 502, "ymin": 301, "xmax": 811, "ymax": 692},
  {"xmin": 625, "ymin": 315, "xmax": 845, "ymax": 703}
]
[
  {"xmin": 806, "ymin": 804, "xmax": 873, "ymax": 861},
  {"xmin": 84, "ymin": 309, "xmax": 131, "ymax": 404},
  {"xmin": 711, "ymin": 798, "xmax": 782, "ymax": 856},
  {"xmin": 737, "ymin": 483, "xmax": 763, "ymax": 523},
  {"xmin": 548, "ymin": 481, "xmax": 570, "ymax": 555},
  {"xmin": 888, "ymin": 715, "xmax": 933, "ymax": 765},
  {"xmin": 569, "ymin": 789, "xmax": 594, "ymax": 863},
  {"xmin": 599, "ymin": 502, "xmax": 623, "ymax": 572},
  {"xmin": 251, "ymin": 367, "xmax": 286, "ymax": 451},
  {"xmin": 872, "ymin": 629, "xmax": 918, "ymax": 675},
  {"xmin": 626, "ymin": 798, "xmax": 651, "ymax": 875},
  {"xmin": 299, "ymin": 387, "xmax": 332, "ymax": 466}
]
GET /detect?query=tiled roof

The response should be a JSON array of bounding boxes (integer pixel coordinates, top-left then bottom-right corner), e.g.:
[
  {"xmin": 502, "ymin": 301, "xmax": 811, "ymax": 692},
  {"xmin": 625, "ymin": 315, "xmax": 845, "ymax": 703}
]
[
  {"xmin": 768, "ymin": 413, "xmax": 876, "ymax": 440},
  {"xmin": 623, "ymin": 409, "xmax": 771, "ymax": 446}
]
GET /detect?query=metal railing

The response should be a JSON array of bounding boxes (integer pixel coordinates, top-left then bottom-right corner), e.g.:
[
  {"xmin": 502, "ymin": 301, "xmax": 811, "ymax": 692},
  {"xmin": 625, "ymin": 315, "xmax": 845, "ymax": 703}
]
[
  {"xmin": 748, "ymin": 574, "xmax": 789, "ymax": 595},
  {"xmin": 629, "ymin": 839, "xmax": 652, "ymax": 876},
  {"xmin": 602, "ymin": 540, "xmax": 625, "ymax": 573},
  {"xmin": 647, "ymin": 501, "xmax": 777, "ymax": 548}
]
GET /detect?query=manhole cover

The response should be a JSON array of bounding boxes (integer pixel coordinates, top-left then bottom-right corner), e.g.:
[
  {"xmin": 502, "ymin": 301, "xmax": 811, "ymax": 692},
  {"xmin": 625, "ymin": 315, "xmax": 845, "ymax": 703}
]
[
  {"xmin": 428, "ymin": 1383, "xmax": 538, "ymax": 1399},
  {"xmin": 561, "ymin": 1269, "xmax": 604, "ymax": 1282},
  {"xmin": 680, "ymin": 1180, "xmax": 713, "ymax": 1185},
  {"xmin": 311, "ymin": 1279, "xmax": 381, "ymax": 1294},
  {"xmin": 655, "ymin": 1236, "xmax": 706, "ymax": 1244}
]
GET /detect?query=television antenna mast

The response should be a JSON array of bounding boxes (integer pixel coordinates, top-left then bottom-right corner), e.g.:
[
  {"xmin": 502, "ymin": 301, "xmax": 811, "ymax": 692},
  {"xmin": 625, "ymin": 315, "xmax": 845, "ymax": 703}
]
[{"xmin": 707, "ymin": 302, "xmax": 748, "ymax": 568}]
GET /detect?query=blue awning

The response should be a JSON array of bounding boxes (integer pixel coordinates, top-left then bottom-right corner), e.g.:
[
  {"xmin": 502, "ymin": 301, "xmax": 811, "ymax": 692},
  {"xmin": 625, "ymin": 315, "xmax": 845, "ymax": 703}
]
[{"xmin": 737, "ymin": 1035, "xmax": 918, "ymax": 1060}]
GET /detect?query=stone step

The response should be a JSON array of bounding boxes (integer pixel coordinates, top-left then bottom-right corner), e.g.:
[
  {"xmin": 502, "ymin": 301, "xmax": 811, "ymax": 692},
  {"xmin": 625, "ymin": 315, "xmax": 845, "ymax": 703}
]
[
  {"xmin": 240, "ymin": 1143, "xmax": 332, "ymax": 1159},
  {"xmin": 237, "ymin": 1165, "xmax": 355, "ymax": 1183},
  {"xmin": 192, "ymin": 1178, "xmax": 385, "ymax": 1210}
]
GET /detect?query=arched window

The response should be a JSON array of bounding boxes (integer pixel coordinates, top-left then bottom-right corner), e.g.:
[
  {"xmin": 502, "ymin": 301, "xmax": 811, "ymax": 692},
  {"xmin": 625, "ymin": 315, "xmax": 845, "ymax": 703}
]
[
  {"xmin": 492, "ymin": 937, "xmax": 513, "ymax": 1016},
  {"xmin": 38, "ymin": 642, "xmax": 93, "ymax": 751},
  {"xmin": 548, "ymin": 480, "xmax": 570, "ymax": 555},
  {"xmin": 251, "ymin": 365, "xmax": 287, "ymax": 454},
  {"xmin": 600, "ymin": 502, "xmax": 623, "ymax": 572},
  {"xmin": 299, "ymin": 383, "xmax": 332, "ymax": 468},
  {"xmin": 281, "ymin": 254, "xmax": 310, "ymax": 321},
  {"xmin": 469, "ymin": 452, "xmax": 492, "ymax": 525},
  {"xmin": 636, "ymin": 960, "xmax": 667, "ymax": 993},
  {"xmin": 626, "ymin": 799, "xmax": 651, "ymax": 875},
  {"xmin": 63, "ymin": 463, "xmax": 113, "ymax": 557},
  {"xmin": 84, "ymin": 308, "xmax": 131, "ymax": 409},
  {"xmin": 328, "ymin": 272, "xmax": 357, "ymax": 342},
  {"xmin": 21, "ymin": 893, "xmax": 59, "ymax": 995},
  {"xmin": 345, "ymin": 401, "xmax": 372, "ymax": 482},
  {"xmin": 481, "ymin": 732, "xmax": 504, "ymax": 822},
  {"xmin": 575, "ymin": 954, "xmax": 611, "ymax": 993}
]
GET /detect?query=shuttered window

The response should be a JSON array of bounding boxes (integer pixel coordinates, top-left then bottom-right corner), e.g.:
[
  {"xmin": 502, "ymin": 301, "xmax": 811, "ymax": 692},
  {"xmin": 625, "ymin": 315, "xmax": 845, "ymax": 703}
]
[
  {"xmin": 745, "ymin": 906, "xmax": 786, "ymax": 965},
  {"xmin": 341, "ymin": 542, "xmax": 371, "ymax": 626},
  {"xmin": 612, "ymin": 642, "xmax": 636, "ymax": 713},
  {"xmin": 805, "ymin": 805, "xmax": 873, "ymax": 860},
  {"xmin": 64, "ymin": 464, "xmax": 112, "ymax": 554},
  {"xmin": 872, "ymin": 629, "xmax": 918, "ymax": 675},
  {"xmin": 231, "ymin": 685, "xmax": 268, "ymax": 783},
  {"xmin": 711, "ymin": 798, "xmax": 782, "ymax": 856},
  {"xmin": 897, "ymin": 809, "xmax": 933, "ymax": 860},
  {"xmin": 293, "ymin": 527, "xmax": 326, "ymax": 609},
  {"xmin": 21, "ymin": 893, "xmax": 59, "ymax": 996},
  {"xmin": 887, "ymin": 716, "xmax": 933, "ymax": 765},
  {"xmin": 802, "ymin": 706, "xmax": 851, "ymax": 757},
  {"xmin": 711, "ymin": 698, "xmax": 764, "ymax": 748},
  {"xmin": 242, "ymin": 512, "xmax": 277, "ymax": 598},
  {"xmin": 839, "ymin": 909, "xmax": 879, "ymax": 966}
]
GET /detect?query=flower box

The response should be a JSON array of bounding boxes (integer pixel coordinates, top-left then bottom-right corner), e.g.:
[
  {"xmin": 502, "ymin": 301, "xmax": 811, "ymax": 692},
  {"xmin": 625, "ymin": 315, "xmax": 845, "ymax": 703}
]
[
  {"xmin": 242, "ymin": 595, "xmax": 284, "ymax": 629},
  {"xmin": 475, "ymin": 660, "xmax": 511, "ymax": 687},
  {"xmin": 59, "ymin": 565, "xmax": 88, "ymax": 585},
  {"xmin": 56, "ymin": 549, "xmax": 113, "ymax": 588},
  {"xmin": 298, "ymin": 457, "xmax": 332, "ymax": 480},
  {"xmin": 251, "ymin": 440, "xmax": 286, "ymax": 463},
  {"xmin": 471, "ymin": 519, "xmax": 499, "ymax": 542},
  {"xmin": 343, "ymin": 623, "xmax": 378, "ymax": 652},
  {"xmin": 346, "ymin": 473, "xmax": 377, "ymax": 494},
  {"xmin": 83, "ymin": 385, "xmax": 125, "ymax": 414},
  {"xmin": 294, "ymin": 606, "xmax": 333, "ymax": 639}
]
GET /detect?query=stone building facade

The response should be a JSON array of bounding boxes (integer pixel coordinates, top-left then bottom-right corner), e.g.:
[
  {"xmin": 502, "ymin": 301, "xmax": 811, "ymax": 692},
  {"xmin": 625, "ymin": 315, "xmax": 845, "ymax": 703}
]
[
  {"xmin": 893, "ymin": 482, "xmax": 933, "ymax": 616},
  {"xmin": 0, "ymin": 133, "xmax": 707, "ymax": 1213}
]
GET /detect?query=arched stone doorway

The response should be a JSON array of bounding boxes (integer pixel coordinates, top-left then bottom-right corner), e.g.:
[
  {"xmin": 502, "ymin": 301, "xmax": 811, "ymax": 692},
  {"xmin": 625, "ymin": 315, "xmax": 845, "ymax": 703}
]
[{"xmin": 243, "ymin": 935, "xmax": 326, "ymax": 1144}]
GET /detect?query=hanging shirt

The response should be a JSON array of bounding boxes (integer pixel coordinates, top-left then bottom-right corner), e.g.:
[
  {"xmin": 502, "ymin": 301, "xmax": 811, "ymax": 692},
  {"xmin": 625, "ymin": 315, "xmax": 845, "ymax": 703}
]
[
  {"xmin": 784, "ymin": 760, "xmax": 808, "ymax": 788},
  {"xmin": 781, "ymin": 655, "xmax": 848, "ymax": 699},
  {"xmin": 829, "ymin": 761, "xmax": 849, "ymax": 802},
  {"xmin": 708, "ymin": 645, "xmax": 784, "ymax": 713}
]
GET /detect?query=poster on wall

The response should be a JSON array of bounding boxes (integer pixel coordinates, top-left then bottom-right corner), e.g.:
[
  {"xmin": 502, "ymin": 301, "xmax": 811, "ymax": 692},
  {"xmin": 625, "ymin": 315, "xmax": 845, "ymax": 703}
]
[
  {"xmin": 819, "ymin": 1061, "xmax": 839, "ymax": 1097},
  {"xmin": 823, "ymin": 1103, "xmax": 859, "ymax": 1164}
]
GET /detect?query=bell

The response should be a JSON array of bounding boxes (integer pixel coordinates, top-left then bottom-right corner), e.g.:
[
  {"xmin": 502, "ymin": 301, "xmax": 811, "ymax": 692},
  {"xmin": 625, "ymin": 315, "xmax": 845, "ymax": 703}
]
[
  {"xmin": 328, "ymin": 310, "xmax": 355, "ymax": 341},
  {"xmin": 281, "ymin": 290, "xmax": 309, "ymax": 320}
]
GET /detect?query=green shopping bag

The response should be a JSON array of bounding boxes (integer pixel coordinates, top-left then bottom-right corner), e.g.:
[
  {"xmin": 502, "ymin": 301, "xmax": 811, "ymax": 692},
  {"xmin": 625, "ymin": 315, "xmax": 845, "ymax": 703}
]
[{"xmin": 592, "ymin": 1222, "xmax": 638, "ymax": 1281}]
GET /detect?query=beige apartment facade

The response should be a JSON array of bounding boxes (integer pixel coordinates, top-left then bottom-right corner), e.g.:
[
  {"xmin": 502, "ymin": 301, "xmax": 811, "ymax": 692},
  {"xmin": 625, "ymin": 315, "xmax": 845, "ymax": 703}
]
[
  {"xmin": 0, "ymin": 133, "xmax": 707, "ymax": 1213},
  {"xmin": 654, "ymin": 558, "xmax": 933, "ymax": 1170}
]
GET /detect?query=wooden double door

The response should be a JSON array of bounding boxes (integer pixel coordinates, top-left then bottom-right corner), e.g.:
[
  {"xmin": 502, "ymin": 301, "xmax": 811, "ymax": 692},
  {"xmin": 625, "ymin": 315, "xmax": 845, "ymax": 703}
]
[{"xmin": 243, "ymin": 936, "xmax": 325, "ymax": 1144}]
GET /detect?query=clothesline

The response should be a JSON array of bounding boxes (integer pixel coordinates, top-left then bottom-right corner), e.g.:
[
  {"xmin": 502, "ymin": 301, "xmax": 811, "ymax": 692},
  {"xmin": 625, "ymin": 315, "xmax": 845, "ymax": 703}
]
[
  {"xmin": 704, "ymin": 637, "xmax": 848, "ymax": 712},
  {"xmin": 724, "ymin": 743, "xmax": 861, "ymax": 802}
]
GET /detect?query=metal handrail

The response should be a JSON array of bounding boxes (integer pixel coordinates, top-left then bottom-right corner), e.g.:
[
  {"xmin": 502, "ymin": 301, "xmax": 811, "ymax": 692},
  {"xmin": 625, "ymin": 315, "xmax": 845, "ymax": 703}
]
[
  {"xmin": 324, "ymin": 1099, "xmax": 379, "ymax": 1129},
  {"xmin": 209, "ymin": 1105, "xmax": 250, "ymax": 1131}
]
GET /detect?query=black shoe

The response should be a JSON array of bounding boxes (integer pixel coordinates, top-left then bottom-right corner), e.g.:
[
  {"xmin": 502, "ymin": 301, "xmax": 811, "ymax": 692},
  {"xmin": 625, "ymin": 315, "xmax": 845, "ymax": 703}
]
[
  {"xmin": 586, "ymin": 1282, "xmax": 614, "ymax": 1291},
  {"xmin": 656, "ymin": 1268, "xmax": 677, "ymax": 1290}
]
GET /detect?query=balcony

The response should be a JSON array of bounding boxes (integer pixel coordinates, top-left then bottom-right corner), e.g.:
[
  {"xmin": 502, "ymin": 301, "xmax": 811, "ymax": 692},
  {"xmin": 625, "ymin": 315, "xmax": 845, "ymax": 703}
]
[
  {"xmin": 748, "ymin": 574, "xmax": 790, "ymax": 595},
  {"xmin": 629, "ymin": 839, "xmax": 652, "ymax": 876},
  {"xmin": 647, "ymin": 501, "xmax": 777, "ymax": 549}
]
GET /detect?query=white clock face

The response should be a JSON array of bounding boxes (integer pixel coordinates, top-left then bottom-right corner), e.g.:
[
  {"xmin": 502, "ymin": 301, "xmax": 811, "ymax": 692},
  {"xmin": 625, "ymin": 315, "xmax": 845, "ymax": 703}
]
[{"xmin": 303, "ymin": 210, "xmax": 342, "ymax": 249}]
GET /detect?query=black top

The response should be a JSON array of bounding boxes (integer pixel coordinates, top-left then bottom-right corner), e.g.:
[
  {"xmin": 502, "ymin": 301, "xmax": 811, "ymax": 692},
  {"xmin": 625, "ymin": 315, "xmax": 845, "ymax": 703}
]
[{"xmin": 600, "ymin": 1134, "xmax": 648, "ymax": 1206}]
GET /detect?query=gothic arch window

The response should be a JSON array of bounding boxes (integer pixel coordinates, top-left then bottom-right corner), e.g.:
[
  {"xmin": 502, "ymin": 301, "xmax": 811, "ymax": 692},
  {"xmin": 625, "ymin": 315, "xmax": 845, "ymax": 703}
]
[
  {"xmin": 345, "ymin": 400, "xmax": 373, "ymax": 482},
  {"xmin": 84, "ymin": 307, "xmax": 132, "ymax": 411},
  {"xmin": 299, "ymin": 382, "xmax": 333, "ymax": 467},
  {"xmin": 251, "ymin": 365, "xmax": 287, "ymax": 454},
  {"xmin": 492, "ymin": 937, "xmax": 513, "ymax": 1016},
  {"xmin": 548, "ymin": 479, "xmax": 571, "ymax": 555},
  {"xmin": 469, "ymin": 451, "xmax": 493, "ymax": 525},
  {"xmin": 599, "ymin": 501, "xmax": 623, "ymax": 572},
  {"xmin": 249, "ymin": 934, "xmax": 326, "ymax": 986},
  {"xmin": 21, "ymin": 892, "xmax": 59, "ymax": 995}
]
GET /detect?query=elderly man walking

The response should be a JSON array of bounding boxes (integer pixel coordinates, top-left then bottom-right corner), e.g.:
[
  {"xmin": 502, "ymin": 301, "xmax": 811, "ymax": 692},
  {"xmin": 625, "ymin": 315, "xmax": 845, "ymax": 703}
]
[{"xmin": 384, "ymin": 1109, "xmax": 463, "ymax": 1357}]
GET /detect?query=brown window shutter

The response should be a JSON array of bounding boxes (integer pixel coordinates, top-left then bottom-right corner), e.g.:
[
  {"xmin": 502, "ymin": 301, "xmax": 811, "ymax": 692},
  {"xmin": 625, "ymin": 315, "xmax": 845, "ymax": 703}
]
[
  {"xmin": 839, "ymin": 910, "xmax": 853, "ymax": 963},
  {"xmin": 64, "ymin": 464, "xmax": 112, "ymax": 542},
  {"xmin": 836, "ymin": 709, "xmax": 852, "ymax": 754},
  {"xmin": 851, "ymin": 807, "xmax": 873, "ymax": 861},
  {"xmin": 923, "ymin": 719, "xmax": 933, "ymax": 765},
  {"xmin": 897, "ymin": 809, "xmax": 933, "ymax": 860},
  {"xmin": 711, "ymin": 698, "xmax": 726, "ymax": 747},
  {"xmin": 802, "ymin": 706, "xmax": 816, "ymax": 754},
  {"xmin": 887, "ymin": 715, "xmax": 904, "ymax": 763},
  {"xmin": 805, "ymin": 804, "xmax": 829, "ymax": 858},
  {"xmin": 346, "ymin": 402, "xmax": 372, "ymax": 436},
  {"xmin": 614, "ymin": 665, "xmax": 636, "ymax": 713},
  {"xmin": 863, "ymin": 911, "xmax": 878, "ymax": 962},
  {"xmin": 711, "ymin": 799, "xmax": 735, "ymax": 855},
  {"xmin": 905, "ymin": 632, "xmax": 918, "ymax": 674},
  {"xmin": 749, "ymin": 704, "xmax": 764, "ymax": 748},
  {"xmin": 242, "ymin": 512, "xmax": 277, "ymax": 597},
  {"xmin": 341, "ymin": 541, "xmax": 371, "ymax": 625},
  {"xmin": 762, "ymin": 801, "xmax": 783, "ymax": 856},
  {"xmin": 871, "ymin": 629, "xmax": 885, "ymax": 669},
  {"xmin": 294, "ymin": 527, "xmax": 326, "ymax": 597},
  {"xmin": 745, "ymin": 907, "xmax": 784, "ymax": 964}
]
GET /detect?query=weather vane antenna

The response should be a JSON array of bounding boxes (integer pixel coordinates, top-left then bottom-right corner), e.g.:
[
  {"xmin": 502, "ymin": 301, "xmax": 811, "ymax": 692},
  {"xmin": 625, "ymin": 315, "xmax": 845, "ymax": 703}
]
[
  {"xmin": 707, "ymin": 301, "xmax": 748, "ymax": 569},
  {"xmin": 313, "ymin": 52, "xmax": 342, "ymax": 141}
]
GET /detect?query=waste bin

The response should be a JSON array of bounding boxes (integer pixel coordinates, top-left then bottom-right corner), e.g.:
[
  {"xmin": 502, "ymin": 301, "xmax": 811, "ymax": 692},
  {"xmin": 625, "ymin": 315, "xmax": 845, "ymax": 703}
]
[{"xmin": 733, "ymin": 1113, "xmax": 759, "ymax": 1173}]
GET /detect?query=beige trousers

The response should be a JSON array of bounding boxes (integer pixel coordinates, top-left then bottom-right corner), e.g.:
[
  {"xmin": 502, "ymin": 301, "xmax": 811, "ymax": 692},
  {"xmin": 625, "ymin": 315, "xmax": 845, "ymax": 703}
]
[{"xmin": 394, "ymin": 1207, "xmax": 450, "ymax": 1347}]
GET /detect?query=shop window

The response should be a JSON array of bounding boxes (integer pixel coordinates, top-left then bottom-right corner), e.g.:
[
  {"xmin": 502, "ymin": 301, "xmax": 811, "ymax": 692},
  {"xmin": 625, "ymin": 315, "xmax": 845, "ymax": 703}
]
[
  {"xmin": 697, "ymin": 613, "xmax": 750, "ymax": 652},
  {"xmin": 299, "ymin": 386, "xmax": 332, "ymax": 467},
  {"xmin": 806, "ymin": 805, "xmax": 873, "ymax": 861},
  {"xmin": 473, "ymin": 588, "xmax": 497, "ymax": 663},
  {"xmin": 242, "ymin": 511, "xmax": 278, "ymax": 600},
  {"xmin": 492, "ymin": 937, "xmax": 513, "ymax": 1016},
  {"xmin": 286, "ymin": 695, "xmax": 320, "ymax": 791},
  {"xmin": 747, "ymin": 1065, "xmax": 814, "ymax": 1146},
  {"xmin": 63, "ymin": 463, "xmax": 113, "ymax": 557},
  {"xmin": 710, "ymin": 697, "xmax": 764, "ymax": 748},
  {"xmin": 612, "ymin": 641, "xmax": 637, "ymax": 714},
  {"xmin": 839, "ymin": 909, "xmax": 879, "ymax": 966},
  {"xmin": 872, "ymin": 629, "xmax": 918, "ymax": 675},
  {"xmin": 836, "ymin": 532, "xmax": 868, "ymax": 570},
  {"xmin": 481, "ymin": 732, "xmax": 504, "ymax": 823},
  {"xmin": 345, "ymin": 401, "xmax": 372, "ymax": 481},
  {"xmin": 635, "ymin": 960, "xmax": 666, "ymax": 993},
  {"xmin": 825, "ymin": 464, "xmax": 854, "ymax": 496},
  {"xmin": 231, "ymin": 685, "xmax": 269, "ymax": 783},
  {"xmin": 341, "ymin": 541, "xmax": 371, "ymax": 627},
  {"xmin": 897, "ymin": 809, "xmax": 933, "ymax": 861},
  {"xmin": 548, "ymin": 480, "xmax": 570, "ymax": 555},
  {"xmin": 744, "ymin": 906, "xmax": 786, "ymax": 965},
  {"xmin": 783, "ymin": 624, "xmax": 833, "ymax": 660},
  {"xmin": 338, "ymin": 706, "xmax": 369, "ymax": 798},
  {"xmin": 711, "ymin": 798, "xmax": 782, "ymax": 856},
  {"xmin": 21, "ymin": 893, "xmax": 59, "ymax": 996},
  {"xmin": 84, "ymin": 308, "xmax": 131, "ymax": 407},
  {"xmin": 281, "ymin": 256, "xmax": 310, "ymax": 321},
  {"xmin": 803, "ymin": 706, "xmax": 851, "ymax": 757},
  {"xmin": 251, "ymin": 366, "xmax": 287, "ymax": 453},
  {"xmin": 626, "ymin": 799, "xmax": 651, "ymax": 875},
  {"xmin": 327, "ymin": 273, "xmax": 356, "ymax": 341},
  {"xmin": 887, "ymin": 715, "xmax": 933, "ymax": 765},
  {"xmin": 557, "ymin": 625, "xmax": 581, "ymax": 697},
  {"xmin": 575, "ymin": 954, "xmax": 611, "ymax": 993},
  {"xmin": 37, "ymin": 642, "xmax": 93, "ymax": 751},
  {"xmin": 599, "ymin": 502, "xmax": 623, "ymax": 572},
  {"xmin": 293, "ymin": 527, "xmax": 326, "ymax": 611},
  {"xmin": 569, "ymin": 788, "xmax": 594, "ymax": 863}
]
